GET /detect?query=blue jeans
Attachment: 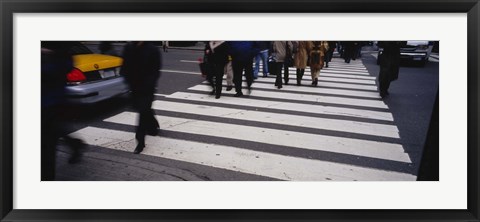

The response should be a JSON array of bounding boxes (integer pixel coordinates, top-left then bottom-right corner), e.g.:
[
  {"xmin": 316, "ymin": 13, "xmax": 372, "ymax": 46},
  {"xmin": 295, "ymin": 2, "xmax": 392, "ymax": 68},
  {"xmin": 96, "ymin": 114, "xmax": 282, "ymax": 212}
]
[{"xmin": 254, "ymin": 50, "xmax": 269, "ymax": 78}]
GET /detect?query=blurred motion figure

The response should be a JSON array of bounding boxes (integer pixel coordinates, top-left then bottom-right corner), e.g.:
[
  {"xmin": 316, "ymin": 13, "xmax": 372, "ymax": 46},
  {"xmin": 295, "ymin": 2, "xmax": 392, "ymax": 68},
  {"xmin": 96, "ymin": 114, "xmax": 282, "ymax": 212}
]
[{"xmin": 121, "ymin": 41, "xmax": 162, "ymax": 154}]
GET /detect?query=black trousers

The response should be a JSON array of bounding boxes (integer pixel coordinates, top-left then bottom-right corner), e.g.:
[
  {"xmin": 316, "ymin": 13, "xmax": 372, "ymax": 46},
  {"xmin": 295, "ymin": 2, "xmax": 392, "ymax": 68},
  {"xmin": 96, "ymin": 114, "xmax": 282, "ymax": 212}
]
[
  {"xmin": 132, "ymin": 90, "xmax": 158, "ymax": 145},
  {"xmin": 206, "ymin": 61, "xmax": 226, "ymax": 96},
  {"xmin": 41, "ymin": 105, "xmax": 84, "ymax": 180},
  {"xmin": 296, "ymin": 68, "xmax": 305, "ymax": 81},
  {"xmin": 273, "ymin": 62, "xmax": 288, "ymax": 87},
  {"xmin": 378, "ymin": 67, "xmax": 392, "ymax": 95},
  {"xmin": 232, "ymin": 59, "xmax": 254, "ymax": 93}
]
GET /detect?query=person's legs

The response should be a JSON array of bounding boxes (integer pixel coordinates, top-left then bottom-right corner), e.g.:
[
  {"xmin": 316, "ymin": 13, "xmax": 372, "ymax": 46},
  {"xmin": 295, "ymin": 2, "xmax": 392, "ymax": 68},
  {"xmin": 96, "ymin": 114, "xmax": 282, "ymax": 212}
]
[
  {"xmin": 254, "ymin": 53, "xmax": 261, "ymax": 79},
  {"xmin": 261, "ymin": 50, "xmax": 269, "ymax": 76},
  {"xmin": 244, "ymin": 60, "xmax": 254, "ymax": 94},
  {"xmin": 296, "ymin": 68, "xmax": 304, "ymax": 86},
  {"xmin": 275, "ymin": 62, "xmax": 283, "ymax": 88},
  {"xmin": 224, "ymin": 61, "xmax": 233, "ymax": 90},
  {"xmin": 311, "ymin": 67, "xmax": 319, "ymax": 86},
  {"xmin": 214, "ymin": 62, "xmax": 225, "ymax": 99},
  {"xmin": 41, "ymin": 108, "xmax": 58, "ymax": 181},
  {"xmin": 283, "ymin": 62, "xmax": 289, "ymax": 84},
  {"xmin": 206, "ymin": 62, "xmax": 215, "ymax": 95},
  {"xmin": 232, "ymin": 60, "xmax": 244, "ymax": 96},
  {"xmin": 378, "ymin": 67, "xmax": 391, "ymax": 97},
  {"xmin": 134, "ymin": 92, "xmax": 153, "ymax": 154}
]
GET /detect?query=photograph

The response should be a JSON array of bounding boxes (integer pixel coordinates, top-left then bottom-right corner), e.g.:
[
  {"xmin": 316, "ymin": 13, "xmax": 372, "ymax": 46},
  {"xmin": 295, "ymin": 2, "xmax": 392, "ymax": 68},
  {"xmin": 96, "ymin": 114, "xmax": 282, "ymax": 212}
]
[
  {"xmin": 3, "ymin": 1, "xmax": 478, "ymax": 220},
  {"xmin": 41, "ymin": 40, "xmax": 439, "ymax": 181}
]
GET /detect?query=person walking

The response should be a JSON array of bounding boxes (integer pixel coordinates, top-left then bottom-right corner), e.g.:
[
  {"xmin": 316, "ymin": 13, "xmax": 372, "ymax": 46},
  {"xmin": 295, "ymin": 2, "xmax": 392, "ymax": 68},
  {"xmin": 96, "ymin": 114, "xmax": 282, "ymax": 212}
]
[
  {"xmin": 41, "ymin": 42, "xmax": 85, "ymax": 180},
  {"xmin": 307, "ymin": 41, "xmax": 328, "ymax": 86},
  {"xmin": 228, "ymin": 41, "xmax": 260, "ymax": 97},
  {"xmin": 271, "ymin": 41, "xmax": 293, "ymax": 89},
  {"xmin": 206, "ymin": 41, "xmax": 229, "ymax": 99},
  {"xmin": 293, "ymin": 41, "xmax": 309, "ymax": 86},
  {"xmin": 377, "ymin": 41, "xmax": 406, "ymax": 98},
  {"xmin": 343, "ymin": 41, "xmax": 355, "ymax": 63},
  {"xmin": 324, "ymin": 41, "xmax": 336, "ymax": 68},
  {"xmin": 253, "ymin": 41, "xmax": 270, "ymax": 79},
  {"xmin": 162, "ymin": 41, "xmax": 169, "ymax": 52},
  {"xmin": 121, "ymin": 41, "xmax": 161, "ymax": 154}
]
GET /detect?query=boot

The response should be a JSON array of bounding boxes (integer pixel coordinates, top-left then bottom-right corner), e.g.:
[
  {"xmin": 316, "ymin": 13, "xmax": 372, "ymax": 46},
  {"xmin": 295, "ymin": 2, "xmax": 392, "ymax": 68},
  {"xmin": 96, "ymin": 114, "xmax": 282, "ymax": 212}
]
[{"xmin": 133, "ymin": 141, "xmax": 145, "ymax": 154}]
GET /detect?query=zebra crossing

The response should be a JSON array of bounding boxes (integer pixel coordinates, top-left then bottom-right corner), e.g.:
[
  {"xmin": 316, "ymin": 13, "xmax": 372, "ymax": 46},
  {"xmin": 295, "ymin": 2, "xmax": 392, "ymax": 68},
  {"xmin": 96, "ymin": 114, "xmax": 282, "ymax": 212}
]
[{"xmin": 69, "ymin": 58, "xmax": 417, "ymax": 181}]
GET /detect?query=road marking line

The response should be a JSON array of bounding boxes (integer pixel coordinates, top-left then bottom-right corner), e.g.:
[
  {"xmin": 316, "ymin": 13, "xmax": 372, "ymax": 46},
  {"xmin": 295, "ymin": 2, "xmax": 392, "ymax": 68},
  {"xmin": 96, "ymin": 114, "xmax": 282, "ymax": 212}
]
[
  {"xmin": 190, "ymin": 84, "xmax": 386, "ymax": 109},
  {"xmin": 103, "ymin": 112, "xmax": 411, "ymax": 163},
  {"xmin": 151, "ymin": 100, "xmax": 398, "ymax": 138},
  {"xmin": 224, "ymin": 82, "xmax": 381, "ymax": 99},
  {"xmin": 73, "ymin": 127, "xmax": 416, "ymax": 181},
  {"xmin": 250, "ymin": 78, "xmax": 378, "ymax": 91},
  {"xmin": 167, "ymin": 92, "xmax": 392, "ymax": 121},
  {"xmin": 180, "ymin": 60, "xmax": 201, "ymax": 63},
  {"xmin": 160, "ymin": 69, "xmax": 202, "ymax": 75}
]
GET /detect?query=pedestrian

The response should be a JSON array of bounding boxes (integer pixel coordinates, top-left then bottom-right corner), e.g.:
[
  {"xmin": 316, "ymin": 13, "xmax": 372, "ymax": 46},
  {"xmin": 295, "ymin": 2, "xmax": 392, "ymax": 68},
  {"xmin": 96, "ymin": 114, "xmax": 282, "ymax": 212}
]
[
  {"xmin": 377, "ymin": 41, "xmax": 406, "ymax": 98},
  {"xmin": 228, "ymin": 41, "xmax": 260, "ymax": 97},
  {"xmin": 271, "ymin": 41, "xmax": 294, "ymax": 89},
  {"xmin": 324, "ymin": 41, "xmax": 336, "ymax": 68},
  {"xmin": 293, "ymin": 41, "xmax": 309, "ymax": 86},
  {"xmin": 343, "ymin": 41, "xmax": 355, "ymax": 63},
  {"xmin": 307, "ymin": 41, "xmax": 328, "ymax": 86},
  {"xmin": 253, "ymin": 41, "xmax": 270, "ymax": 79},
  {"xmin": 206, "ymin": 41, "xmax": 229, "ymax": 99},
  {"xmin": 41, "ymin": 41, "xmax": 85, "ymax": 180},
  {"xmin": 162, "ymin": 41, "xmax": 169, "ymax": 52},
  {"xmin": 224, "ymin": 55, "xmax": 234, "ymax": 91},
  {"xmin": 121, "ymin": 41, "xmax": 161, "ymax": 154}
]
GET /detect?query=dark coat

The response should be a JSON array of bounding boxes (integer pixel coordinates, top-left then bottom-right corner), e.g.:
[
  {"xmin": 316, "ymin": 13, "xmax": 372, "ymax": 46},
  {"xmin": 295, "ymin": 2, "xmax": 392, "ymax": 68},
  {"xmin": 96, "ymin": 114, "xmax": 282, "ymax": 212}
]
[
  {"xmin": 41, "ymin": 47, "xmax": 72, "ymax": 109},
  {"xmin": 378, "ymin": 41, "xmax": 406, "ymax": 81},
  {"xmin": 228, "ymin": 41, "xmax": 260, "ymax": 63},
  {"xmin": 121, "ymin": 42, "xmax": 161, "ymax": 93}
]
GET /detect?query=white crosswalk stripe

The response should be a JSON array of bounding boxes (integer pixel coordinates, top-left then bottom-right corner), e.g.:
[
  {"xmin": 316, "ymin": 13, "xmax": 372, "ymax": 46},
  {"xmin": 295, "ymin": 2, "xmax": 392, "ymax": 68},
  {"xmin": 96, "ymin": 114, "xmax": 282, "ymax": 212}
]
[{"xmin": 69, "ymin": 57, "xmax": 416, "ymax": 181}]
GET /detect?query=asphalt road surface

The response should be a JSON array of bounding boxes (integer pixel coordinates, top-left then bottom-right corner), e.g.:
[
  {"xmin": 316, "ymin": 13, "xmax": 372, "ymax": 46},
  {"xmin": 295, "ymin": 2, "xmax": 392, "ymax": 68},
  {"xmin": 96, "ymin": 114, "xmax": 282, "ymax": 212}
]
[{"xmin": 54, "ymin": 43, "xmax": 439, "ymax": 181}]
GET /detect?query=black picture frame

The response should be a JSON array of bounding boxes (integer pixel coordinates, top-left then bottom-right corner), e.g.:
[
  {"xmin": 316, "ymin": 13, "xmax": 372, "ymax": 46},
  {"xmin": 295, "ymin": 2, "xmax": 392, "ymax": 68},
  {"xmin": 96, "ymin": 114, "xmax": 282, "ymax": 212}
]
[{"xmin": 1, "ymin": 0, "xmax": 479, "ymax": 221}]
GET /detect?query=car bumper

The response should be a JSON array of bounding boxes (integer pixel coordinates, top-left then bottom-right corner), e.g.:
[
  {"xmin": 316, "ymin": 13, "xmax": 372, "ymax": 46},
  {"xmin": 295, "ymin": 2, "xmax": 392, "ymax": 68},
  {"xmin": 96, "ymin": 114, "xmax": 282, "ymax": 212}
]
[
  {"xmin": 65, "ymin": 77, "xmax": 129, "ymax": 104},
  {"xmin": 400, "ymin": 52, "xmax": 428, "ymax": 61}
]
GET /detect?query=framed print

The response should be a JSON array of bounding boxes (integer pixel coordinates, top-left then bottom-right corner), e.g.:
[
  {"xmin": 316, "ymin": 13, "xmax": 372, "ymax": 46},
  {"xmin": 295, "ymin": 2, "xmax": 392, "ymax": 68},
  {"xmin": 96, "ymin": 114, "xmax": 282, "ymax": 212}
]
[{"xmin": 1, "ymin": 0, "xmax": 479, "ymax": 221}]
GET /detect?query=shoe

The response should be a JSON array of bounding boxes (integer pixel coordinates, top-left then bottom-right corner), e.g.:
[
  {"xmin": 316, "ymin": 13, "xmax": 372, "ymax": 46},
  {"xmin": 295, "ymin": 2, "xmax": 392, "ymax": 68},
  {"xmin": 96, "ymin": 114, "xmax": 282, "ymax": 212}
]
[
  {"xmin": 297, "ymin": 80, "xmax": 301, "ymax": 86},
  {"xmin": 314, "ymin": 78, "xmax": 318, "ymax": 86},
  {"xmin": 133, "ymin": 143, "xmax": 145, "ymax": 154},
  {"xmin": 325, "ymin": 64, "xmax": 329, "ymax": 68},
  {"xmin": 277, "ymin": 85, "xmax": 282, "ymax": 89},
  {"xmin": 263, "ymin": 74, "xmax": 268, "ymax": 78},
  {"xmin": 285, "ymin": 80, "xmax": 289, "ymax": 85},
  {"xmin": 247, "ymin": 86, "xmax": 252, "ymax": 95},
  {"xmin": 254, "ymin": 76, "xmax": 258, "ymax": 80},
  {"xmin": 68, "ymin": 138, "xmax": 85, "ymax": 164},
  {"xmin": 234, "ymin": 91, "xmax": 243, "ymax": 97},
  {"xmin": 215, "ymin": 94, "xmax": 221, "ymax": 99},
  {"xmin": 226, "ymin": 85, "xmax": 233, "ymax": 91}
]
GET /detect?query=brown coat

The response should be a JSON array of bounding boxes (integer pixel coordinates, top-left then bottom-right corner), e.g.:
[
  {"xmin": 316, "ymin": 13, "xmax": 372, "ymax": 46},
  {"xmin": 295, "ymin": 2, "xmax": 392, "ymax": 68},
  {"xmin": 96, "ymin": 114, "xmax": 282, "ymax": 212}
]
[
  {"xmin": 294, "ymin": 41, "xmax": 309, "ymax": 69},
  {"xmin": 307, "ymin": 41, "xmax": 329, "ymax": 69}
]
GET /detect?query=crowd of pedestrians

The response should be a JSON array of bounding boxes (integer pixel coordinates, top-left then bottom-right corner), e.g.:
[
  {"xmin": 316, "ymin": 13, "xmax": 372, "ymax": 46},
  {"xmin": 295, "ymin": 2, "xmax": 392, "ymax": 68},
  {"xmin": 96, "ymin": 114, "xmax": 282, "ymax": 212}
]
[{"xmin": 203, "ymin": 41, "xmax": 370, "ymax": 99}]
